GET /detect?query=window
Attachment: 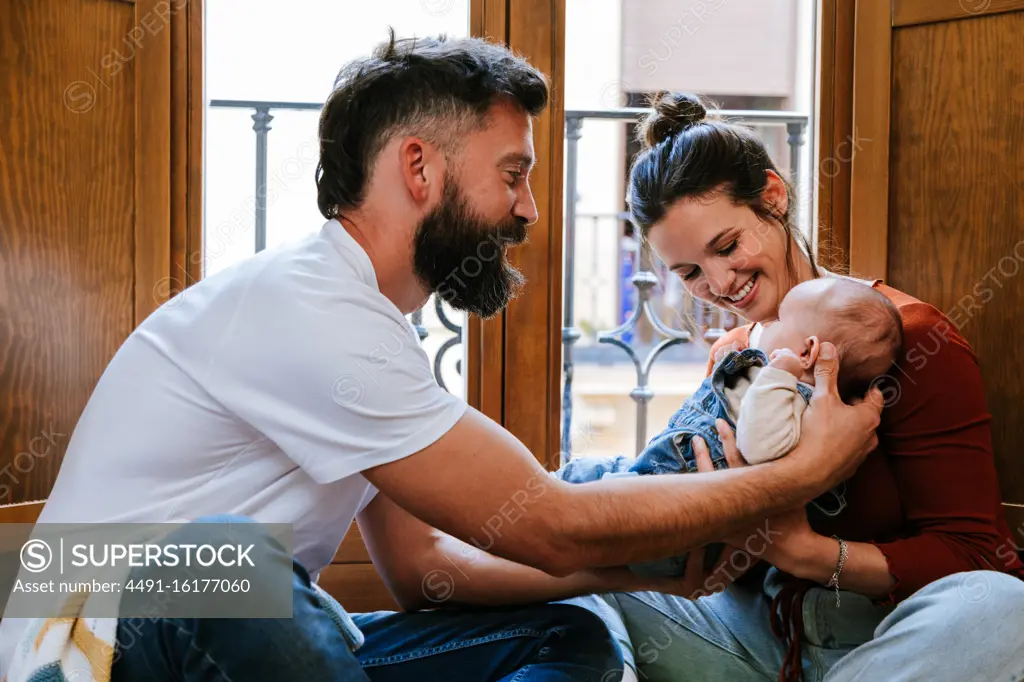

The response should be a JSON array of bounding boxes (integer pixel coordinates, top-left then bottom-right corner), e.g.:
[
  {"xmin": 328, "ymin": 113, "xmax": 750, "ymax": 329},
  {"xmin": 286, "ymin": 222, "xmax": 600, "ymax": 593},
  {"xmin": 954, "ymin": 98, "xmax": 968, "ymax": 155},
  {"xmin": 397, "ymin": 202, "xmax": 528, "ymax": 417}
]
[
  {"xmin": 203, "ymin": 0, "xmax": 471, "ymax": 397},
  {"xmin": 561, "ymin": 0, "xmax": 818, "ymax": 460}
]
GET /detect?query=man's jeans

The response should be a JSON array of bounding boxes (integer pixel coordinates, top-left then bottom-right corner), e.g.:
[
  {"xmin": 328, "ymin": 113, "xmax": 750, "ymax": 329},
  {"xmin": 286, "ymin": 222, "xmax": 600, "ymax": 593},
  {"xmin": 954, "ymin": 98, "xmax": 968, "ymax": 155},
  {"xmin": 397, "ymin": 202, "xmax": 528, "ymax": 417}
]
[
  {"xmin": 556, "ymin": 349, "xmax": 846, "ymax": 578},
  {"xmin": 111, "ymin": 515, "xmax": 625, "ymax": 682}
]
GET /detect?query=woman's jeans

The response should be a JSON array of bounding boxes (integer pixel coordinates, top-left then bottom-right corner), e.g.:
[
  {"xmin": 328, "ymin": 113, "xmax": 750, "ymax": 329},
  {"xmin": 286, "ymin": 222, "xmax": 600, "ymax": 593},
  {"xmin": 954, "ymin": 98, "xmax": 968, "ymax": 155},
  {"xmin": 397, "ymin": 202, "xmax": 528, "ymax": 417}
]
[
  {"xmin": 110, "ymin": 515, "xmax": 624, "ymax": 682},
  {"xmin": 567, "ymin": 567, "xmax": 1024, "ymax": 682}
]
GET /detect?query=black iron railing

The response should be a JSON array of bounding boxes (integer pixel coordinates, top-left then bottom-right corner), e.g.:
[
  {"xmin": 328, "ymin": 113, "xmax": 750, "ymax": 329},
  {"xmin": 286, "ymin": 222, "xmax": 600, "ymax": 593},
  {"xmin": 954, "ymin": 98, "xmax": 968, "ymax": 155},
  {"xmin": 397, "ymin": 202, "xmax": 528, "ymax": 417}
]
[{"xmin": 560, "ymin": 108, "xmax": 809, "ymax": 461}]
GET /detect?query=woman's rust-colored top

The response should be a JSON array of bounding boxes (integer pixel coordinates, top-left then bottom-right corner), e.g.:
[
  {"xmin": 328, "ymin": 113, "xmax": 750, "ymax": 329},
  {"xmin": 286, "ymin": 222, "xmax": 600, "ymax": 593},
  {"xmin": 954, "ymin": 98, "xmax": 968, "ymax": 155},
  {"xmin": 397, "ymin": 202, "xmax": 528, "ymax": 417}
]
[{"xmin": 707, "ymin": 281, "xmax": 1024, "ymax": 603}]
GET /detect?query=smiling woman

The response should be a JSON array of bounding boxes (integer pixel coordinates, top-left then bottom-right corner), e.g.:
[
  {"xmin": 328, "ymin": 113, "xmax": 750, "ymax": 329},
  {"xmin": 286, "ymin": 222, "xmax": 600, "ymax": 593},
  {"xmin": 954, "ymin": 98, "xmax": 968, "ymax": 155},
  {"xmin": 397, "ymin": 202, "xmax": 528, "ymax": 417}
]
[
  {"xmin": 556, "ymin": 87, "xmax": 1024, "ymax": 682},
  {"xmin": 633, "ymin": 93, "xmax": 819, "ymax": 325}
]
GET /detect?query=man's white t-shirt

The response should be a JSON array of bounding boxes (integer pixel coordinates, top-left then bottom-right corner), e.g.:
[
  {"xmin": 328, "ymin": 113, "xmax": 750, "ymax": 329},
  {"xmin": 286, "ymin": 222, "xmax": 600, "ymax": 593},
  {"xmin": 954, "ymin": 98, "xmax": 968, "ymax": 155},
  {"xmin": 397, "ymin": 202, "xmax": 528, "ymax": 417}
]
[{"xmin": 0, "ymin": 219, "xmax": 467, "ymax": 671}]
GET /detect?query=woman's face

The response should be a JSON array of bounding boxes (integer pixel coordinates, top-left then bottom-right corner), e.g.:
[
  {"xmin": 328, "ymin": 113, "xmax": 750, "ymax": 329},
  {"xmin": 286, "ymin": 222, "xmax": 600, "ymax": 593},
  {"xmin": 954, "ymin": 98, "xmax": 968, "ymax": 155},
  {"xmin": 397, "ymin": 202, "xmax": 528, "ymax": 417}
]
[{"xmin": 646, "ymin": 177, "xmax": 797, "ymax": 323}]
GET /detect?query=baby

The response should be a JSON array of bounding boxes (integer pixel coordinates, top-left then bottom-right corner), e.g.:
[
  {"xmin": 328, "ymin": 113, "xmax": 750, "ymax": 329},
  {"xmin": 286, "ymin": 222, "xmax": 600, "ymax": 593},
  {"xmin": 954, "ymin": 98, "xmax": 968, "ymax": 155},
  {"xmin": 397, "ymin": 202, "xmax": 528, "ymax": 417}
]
[
  {"xmin": 555, "ymin": 277, "xmax": 904, "ymax": 577},
  {"xmin": 730, "ymin": 276, "xmax": 904, "ymax": 464}
]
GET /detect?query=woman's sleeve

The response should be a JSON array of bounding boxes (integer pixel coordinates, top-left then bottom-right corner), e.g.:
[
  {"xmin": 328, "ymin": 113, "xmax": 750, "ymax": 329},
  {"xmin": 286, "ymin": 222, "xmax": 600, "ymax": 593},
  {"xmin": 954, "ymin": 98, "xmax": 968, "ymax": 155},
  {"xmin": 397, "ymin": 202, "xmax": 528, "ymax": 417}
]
[{"xmin": 872, "ymin": 302, "xmax": 1013, "ymax": 603}]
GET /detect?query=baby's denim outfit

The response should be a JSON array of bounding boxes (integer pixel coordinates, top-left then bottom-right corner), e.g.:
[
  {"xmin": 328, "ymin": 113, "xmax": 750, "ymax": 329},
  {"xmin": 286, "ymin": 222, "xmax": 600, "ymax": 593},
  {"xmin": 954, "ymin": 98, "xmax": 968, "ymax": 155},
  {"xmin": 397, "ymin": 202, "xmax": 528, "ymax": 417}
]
[{"xmin": 555, "ymin": 348, "xmax": 847, "ymax": 578}]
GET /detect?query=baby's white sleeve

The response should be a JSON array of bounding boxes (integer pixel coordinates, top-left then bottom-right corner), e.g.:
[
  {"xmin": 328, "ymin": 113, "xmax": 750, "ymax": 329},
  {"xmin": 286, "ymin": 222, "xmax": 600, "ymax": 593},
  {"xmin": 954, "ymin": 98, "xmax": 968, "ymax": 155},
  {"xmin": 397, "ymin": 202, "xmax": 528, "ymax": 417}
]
[{"xmin": 735, "ymin": 366, "xmax": 808, "ymax": 464}]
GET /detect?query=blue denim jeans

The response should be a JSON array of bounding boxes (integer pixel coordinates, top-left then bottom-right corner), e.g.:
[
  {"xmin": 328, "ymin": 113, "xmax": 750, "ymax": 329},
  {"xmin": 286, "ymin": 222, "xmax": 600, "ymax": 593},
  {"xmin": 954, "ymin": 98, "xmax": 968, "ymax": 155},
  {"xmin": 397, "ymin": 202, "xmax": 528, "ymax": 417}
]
[
  {"xmin": 111, "ymin": 515, "xmax": 625, "ymax": 682},
  {"xmin": 556, "ymin": 349, "xmax": 846, "ymax": 578},
  {"xmin": 566, "ymin": 568, "xmax": 1024, "ymax": 682}
]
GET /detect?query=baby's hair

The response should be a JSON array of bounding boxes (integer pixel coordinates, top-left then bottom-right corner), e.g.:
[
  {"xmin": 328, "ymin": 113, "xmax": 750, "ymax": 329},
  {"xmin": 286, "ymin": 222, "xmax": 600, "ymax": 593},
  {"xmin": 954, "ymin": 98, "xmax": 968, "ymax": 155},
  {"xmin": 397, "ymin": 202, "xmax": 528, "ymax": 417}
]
[{"xmin": 822, "ymin": 280, "xmax": 904, "ymax": 399}]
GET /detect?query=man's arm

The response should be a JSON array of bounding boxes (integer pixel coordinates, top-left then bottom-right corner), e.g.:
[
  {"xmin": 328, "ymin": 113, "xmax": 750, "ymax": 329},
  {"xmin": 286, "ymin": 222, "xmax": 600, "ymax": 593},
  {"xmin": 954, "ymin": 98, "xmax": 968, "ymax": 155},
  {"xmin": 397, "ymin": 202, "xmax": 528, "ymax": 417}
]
[
  {"xmin": 362, "ymin": 343, "xmax": 881, "ymax": 577},
  {"xmin": 357, "ymin": 492, "xmax": 641, "ymax": 611}
]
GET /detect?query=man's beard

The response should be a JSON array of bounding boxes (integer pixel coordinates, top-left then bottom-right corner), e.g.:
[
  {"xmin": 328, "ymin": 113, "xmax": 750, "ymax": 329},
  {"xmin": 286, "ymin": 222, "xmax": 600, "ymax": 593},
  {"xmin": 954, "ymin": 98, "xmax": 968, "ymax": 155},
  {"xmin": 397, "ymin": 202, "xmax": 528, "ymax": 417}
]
[{"xmin": 413, "ymin": 180, "xmax": 528, "ymax": 318}]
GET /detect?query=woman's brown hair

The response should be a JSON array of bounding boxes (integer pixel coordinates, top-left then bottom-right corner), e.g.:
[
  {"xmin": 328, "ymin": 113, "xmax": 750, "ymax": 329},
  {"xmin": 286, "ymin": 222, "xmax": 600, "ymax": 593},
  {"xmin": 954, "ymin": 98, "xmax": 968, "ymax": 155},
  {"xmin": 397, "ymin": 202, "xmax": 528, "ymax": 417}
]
[{"xmin": 628, "ymin": 92, "xmax": 820, "ymax": 287}]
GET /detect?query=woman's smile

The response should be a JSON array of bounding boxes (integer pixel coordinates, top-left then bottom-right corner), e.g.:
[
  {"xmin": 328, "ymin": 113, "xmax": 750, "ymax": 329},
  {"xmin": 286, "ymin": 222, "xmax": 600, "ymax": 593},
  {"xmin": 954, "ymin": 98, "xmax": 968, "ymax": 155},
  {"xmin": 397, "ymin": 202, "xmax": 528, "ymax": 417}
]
[{"xmin": 724, "ymin": 272, "xmax": 760, "ymax": 309}]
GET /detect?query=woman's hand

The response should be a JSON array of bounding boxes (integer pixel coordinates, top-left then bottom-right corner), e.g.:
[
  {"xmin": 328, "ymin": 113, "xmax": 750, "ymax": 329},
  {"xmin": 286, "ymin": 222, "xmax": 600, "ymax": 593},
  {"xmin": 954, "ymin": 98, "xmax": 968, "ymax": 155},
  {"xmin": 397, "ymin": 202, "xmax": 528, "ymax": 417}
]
[
  {"xmin": 785, "ymin": 341, "xmax": 883, "ymax": 490},
  {"xmin": 728, "ymin": 506, "xmax": 819, "ymax": 575}
]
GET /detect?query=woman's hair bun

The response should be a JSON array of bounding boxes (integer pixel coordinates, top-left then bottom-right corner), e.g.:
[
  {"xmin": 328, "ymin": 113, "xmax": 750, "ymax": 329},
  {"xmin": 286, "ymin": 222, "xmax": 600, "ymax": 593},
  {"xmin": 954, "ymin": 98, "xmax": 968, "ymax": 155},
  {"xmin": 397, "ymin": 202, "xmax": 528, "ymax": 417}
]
[{"xmin": 638, "ymin": 92, "xmax": 708, "ymax": 149}]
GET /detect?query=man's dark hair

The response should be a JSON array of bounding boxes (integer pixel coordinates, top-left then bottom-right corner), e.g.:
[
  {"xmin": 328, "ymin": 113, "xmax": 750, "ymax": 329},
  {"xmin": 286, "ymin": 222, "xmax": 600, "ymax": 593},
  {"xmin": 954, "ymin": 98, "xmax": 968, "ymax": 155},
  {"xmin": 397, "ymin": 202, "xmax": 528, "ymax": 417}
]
[{"xmin": 316, "ymin": 29, "xmax": 549, "ymax": 220}]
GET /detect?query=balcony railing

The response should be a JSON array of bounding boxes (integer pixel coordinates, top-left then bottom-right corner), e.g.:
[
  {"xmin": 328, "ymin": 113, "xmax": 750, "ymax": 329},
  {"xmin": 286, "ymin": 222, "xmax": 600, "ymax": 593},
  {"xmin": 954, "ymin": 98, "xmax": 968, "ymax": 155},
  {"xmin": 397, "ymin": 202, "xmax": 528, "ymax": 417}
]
[
  {"xmin": 560, "ymin": 108, "xmax": 810, "ymax": 463},
  {"xmin": 208, "ymin": 99, "xmax": 810, "ymax": 463}
]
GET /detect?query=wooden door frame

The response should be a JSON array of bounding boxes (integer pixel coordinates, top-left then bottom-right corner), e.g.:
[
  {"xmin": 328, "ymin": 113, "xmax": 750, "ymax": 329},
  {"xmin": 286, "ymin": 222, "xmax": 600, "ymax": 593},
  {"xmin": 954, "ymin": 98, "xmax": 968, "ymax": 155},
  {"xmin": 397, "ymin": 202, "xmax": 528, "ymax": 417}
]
[
  {"xmin": 847, "ymin": 0, "xmax": 892, "ymax": 280},
  {"xmin": 466, "ymin": 0, "xmax": 509, "ymax": 425},
  {"xmin": 815, "ymin": 0, "xmax": 856, "ymax": 272},
  {"xmin": 135, "ymin": 0, "xmax": 204, "ymax": 325},
  {"xmin": 134, "ymin": 0, "xmax": 173, "ymax": 325},
  {"xmin": 816, "ymin": 0, "xmax": 894, "ymax": 280},
  {"xmin": 174, "ymin": 0, "xmax": 205, "ymax": 295},
  {"xmin": 470, "ymin": 0, "xmax": 566, "ymax": 469}
]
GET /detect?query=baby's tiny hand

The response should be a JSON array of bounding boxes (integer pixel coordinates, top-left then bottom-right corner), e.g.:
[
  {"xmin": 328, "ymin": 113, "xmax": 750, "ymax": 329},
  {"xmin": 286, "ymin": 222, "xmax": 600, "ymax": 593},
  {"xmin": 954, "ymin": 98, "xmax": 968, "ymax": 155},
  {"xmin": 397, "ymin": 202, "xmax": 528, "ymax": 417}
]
[
  {"xmin": 768, "ymin": 348, "xmax": 803, "ymax": 377},
  {"xmin": 714, "ymin": 339, "xmax": 749, "ymax": 365}
]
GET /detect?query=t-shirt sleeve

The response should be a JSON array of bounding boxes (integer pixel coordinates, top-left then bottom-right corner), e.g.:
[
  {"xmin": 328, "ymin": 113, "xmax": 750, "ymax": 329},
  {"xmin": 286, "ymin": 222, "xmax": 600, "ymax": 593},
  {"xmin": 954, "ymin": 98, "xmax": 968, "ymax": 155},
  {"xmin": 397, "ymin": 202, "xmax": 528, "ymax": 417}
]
[{"xmin": 205, "ymin": 274, "xmax": 467, "ymax": 485}]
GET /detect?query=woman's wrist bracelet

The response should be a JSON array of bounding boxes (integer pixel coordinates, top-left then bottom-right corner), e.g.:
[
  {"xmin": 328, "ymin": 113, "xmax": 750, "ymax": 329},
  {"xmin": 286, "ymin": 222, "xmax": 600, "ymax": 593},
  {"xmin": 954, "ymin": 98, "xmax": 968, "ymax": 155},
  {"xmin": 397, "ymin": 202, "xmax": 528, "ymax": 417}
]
[{"xmin": 825, "ymin": 535, "xmax": 848, "ymax": 607}]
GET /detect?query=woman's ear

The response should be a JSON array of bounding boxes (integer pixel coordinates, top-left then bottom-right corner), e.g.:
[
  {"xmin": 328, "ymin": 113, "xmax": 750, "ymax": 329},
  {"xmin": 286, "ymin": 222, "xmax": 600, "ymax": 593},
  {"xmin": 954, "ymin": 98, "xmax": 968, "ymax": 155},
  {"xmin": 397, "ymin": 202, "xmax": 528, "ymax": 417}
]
[
  {"xmin": 763, "ymin": 170, "xmax": 789, "ymax": 218},
  {"xmin": 801, "ymin": 335, "xmax": 820, "ymax": 370}
]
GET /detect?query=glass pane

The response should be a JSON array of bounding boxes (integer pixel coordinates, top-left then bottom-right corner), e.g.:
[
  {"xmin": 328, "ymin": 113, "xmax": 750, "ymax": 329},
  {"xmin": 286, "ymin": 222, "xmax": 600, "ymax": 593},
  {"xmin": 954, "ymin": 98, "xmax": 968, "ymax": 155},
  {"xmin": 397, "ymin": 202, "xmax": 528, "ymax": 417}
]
[
  {"xmin": 204, "ymin": 1, "xmax": 471, "ymax": 399},
  {"xmin": 561, "ymin": 0, "xmax": 817, "ymax": 461}
]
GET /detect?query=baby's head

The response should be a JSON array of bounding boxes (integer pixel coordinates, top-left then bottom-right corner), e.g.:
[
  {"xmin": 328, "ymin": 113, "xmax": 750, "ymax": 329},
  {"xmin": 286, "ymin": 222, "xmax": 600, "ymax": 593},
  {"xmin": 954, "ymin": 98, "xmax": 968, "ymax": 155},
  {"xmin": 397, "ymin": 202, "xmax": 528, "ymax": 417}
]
[{"xmin": 757, "ymin": 278, "xmax": 904, "ymax": 399}]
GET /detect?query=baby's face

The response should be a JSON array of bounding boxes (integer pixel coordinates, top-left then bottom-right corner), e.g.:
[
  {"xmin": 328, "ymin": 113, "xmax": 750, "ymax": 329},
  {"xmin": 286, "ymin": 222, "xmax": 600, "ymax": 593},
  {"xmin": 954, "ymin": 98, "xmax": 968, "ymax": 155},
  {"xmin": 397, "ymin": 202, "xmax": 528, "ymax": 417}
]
[{"xmin": 756, "ymin": 279, "xmax": 828, "ymax": 360}]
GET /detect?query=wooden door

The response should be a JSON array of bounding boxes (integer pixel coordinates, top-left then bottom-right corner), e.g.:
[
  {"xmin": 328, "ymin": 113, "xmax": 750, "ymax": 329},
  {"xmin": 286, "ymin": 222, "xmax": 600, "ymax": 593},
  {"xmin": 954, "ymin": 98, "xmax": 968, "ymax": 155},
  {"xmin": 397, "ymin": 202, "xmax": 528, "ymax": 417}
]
[
  {"xmin": 0, "ymin": 0, "xmax": 201, "ymax": 504},
  {"xmin": 825, "ymin": 0, "xmax": 1024, "ymax": 534},
  {"xmin": 468, "ymin": 0, "xmax": 566, "ymax": 469}
]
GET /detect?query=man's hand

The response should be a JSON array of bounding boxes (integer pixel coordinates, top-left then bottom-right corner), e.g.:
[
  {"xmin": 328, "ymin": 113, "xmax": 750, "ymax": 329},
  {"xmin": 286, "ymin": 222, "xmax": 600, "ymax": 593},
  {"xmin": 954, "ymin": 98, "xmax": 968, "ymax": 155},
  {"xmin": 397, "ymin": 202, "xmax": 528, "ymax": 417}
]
[
  {"xmin": 631, "ymin": 423, "xmax": 758, "ymax": 599},
  {"xmin": 784, "ymin": 341, "xmax": 883, "ymax": 490}
]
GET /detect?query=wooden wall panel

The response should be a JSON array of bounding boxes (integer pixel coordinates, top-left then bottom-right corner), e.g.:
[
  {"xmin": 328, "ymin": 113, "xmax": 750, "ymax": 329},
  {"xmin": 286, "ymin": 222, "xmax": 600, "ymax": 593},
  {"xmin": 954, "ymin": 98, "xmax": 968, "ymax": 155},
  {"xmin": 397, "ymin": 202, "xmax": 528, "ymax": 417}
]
[
  {"xmin": 334, "ymin": 522, "xmax": 372, "ymax": 564},
  {"xmin": 894, "ymin": 0, "xmax": 1024, "ymax": 27},
  {"xmin": 317, "ymin": 564, "xmax": 400, "ymax": 613},
  {"xmin": 0, "ymin": 0, "xmax": 195, "ymax": 503},
  {"xmin": 887, "ymin": 12, "xmax": 1024, "ymax": 504},
  {"xmin": 0, "ymin": 500, "xmax": 45, "ymax": 524},
  {"xmin": 0, "ymin": 0, "xmax": 138, "ymax": 503}
]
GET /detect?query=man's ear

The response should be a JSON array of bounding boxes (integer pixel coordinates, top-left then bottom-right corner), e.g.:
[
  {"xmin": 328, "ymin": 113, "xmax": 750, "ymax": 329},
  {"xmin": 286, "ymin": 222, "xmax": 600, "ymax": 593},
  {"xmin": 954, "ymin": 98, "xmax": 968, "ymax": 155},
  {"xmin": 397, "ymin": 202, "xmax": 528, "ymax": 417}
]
[
  {"xmin": 801, "ymin": 336, "xmax": 820, "ymax": 370},
  {"xmin": 398, "ymin": 137, "xmax": 443, "ymax": 205}
]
